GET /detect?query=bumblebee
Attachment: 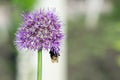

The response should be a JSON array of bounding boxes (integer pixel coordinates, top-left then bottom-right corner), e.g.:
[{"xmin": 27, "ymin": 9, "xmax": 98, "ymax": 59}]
[{"xmin": 49, "ymin": 48, "xmax": 60, "ymax": 63}]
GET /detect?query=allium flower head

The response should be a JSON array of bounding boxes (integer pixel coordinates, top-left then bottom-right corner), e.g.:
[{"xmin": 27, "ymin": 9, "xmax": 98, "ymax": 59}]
[{"xmin": 15, "ymin": 9, "xmax": 63, "ymax": 56}]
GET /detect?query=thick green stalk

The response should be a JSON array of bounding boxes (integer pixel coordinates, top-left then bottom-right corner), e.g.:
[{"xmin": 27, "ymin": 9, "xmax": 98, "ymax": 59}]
[{"xmin": 37, "ymin": 50, "xmax": 42, "ymax": 80}]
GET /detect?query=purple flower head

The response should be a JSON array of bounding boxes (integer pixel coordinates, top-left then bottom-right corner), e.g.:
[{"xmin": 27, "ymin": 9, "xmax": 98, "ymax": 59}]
[{"xmin": 15, "ymin": 9, "xmax": 63, "ymax": 57}]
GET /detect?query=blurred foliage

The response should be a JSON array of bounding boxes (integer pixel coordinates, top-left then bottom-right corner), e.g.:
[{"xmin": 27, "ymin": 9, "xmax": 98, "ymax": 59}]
[
  {"xmin": 11, "ymin": 0, "xmax": 36, "ymax": 11},
  {"xmin": 68, "ymin": 17, "xmax": 120, "ymax": 65},
  {"xmin": 68, "ymin": 0, "xmax": 120, "ymax": 80},
  {"xmin": 0, "ymin": 0, "xmax": 37, "ymax": 80},
  {"xmin": 111, "ymin": 0, "xmax": 120, "ymax": 21}
]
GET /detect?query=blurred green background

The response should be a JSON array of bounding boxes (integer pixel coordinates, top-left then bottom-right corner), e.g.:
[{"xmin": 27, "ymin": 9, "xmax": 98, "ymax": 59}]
[
  {"xmin": 1, "ymin": 0, "xmax": 120, "ymax": 80},
  {"xmin": 0, "ymin": 0, "xmax": 36, "ymax": 80},
  {"xmin": 68, "ymin": 0, "xmax": 120, "ymax": 80}
]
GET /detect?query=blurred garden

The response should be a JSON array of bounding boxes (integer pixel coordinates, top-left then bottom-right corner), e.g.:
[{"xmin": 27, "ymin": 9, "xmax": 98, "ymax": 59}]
[
  {"xmin": 0, "ymin": 0, "xmax": 36, "ymax": 80},
  {"xmin": 1, "ymin": 0, "xmax": 120, "ymax": 80},
  {"xmin": 68, "ymin": 0, "xmax": 120, "ymax": 80}
]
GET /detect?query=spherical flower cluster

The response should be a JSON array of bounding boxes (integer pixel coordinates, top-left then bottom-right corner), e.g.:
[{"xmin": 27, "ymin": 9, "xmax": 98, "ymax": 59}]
[{"xmin": 15, "ymin": 9, "xmax": 63, "ymax": 56}]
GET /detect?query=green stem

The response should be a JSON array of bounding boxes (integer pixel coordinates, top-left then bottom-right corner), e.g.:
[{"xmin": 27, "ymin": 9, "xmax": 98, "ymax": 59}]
[{"xmin": 37, "ymin": 50, "xmax": 42, "ymax": 80}]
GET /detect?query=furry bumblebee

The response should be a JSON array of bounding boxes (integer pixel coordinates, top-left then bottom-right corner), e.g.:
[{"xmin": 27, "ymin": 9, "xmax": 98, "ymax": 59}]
[{"xmin": 49, "ymin": 48, "xmax": 60, "ymax": 63}]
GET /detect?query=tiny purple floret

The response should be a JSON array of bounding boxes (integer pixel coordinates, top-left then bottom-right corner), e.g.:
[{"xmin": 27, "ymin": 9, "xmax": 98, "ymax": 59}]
[{"xmin": 15, "ymin": 9, "xmax": 63, "ymax": 56}]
